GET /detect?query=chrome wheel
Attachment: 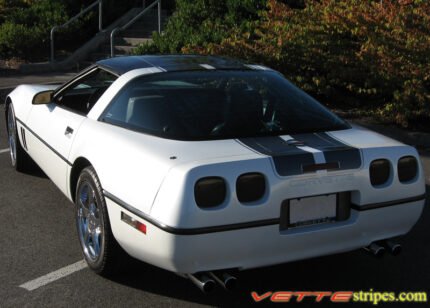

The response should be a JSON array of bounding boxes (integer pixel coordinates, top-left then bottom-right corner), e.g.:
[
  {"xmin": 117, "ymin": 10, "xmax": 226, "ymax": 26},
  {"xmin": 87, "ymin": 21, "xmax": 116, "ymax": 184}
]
[
  {"xmin": 7, "ymin": 106, "xmax": 17, "ymax": 166},
  {"xmin": 77, "ymin": 182, "xmax": 103, "ymax": 261}
]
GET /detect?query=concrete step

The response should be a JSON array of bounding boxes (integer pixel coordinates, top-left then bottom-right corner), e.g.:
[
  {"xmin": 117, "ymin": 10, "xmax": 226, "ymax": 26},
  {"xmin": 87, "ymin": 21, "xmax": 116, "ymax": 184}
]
[
  {"xmin": 121, "ymin": 29, "xmax": 157, "ymax": 38},
  {"xmin": 84, "ymin": 9, "xmax": 169, "ymax": 65},
  {"xmin": 103, "ymin": 38, "xmax": 153, "ymax": 50},
  {"xmin": 120, "ymin": 37, "xmax": 153, "ymax": 45},
  {"xmin": 100, "ymin": 44, "xmax": 146, "ymax": 55}
]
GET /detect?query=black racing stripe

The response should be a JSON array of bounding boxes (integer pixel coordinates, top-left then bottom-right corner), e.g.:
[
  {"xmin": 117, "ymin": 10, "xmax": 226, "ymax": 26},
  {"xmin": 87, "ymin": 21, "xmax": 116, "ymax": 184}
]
[
  {"xmin": 351, "ymin": 194, "xmax": 426, "ymax": 211},
  {"xmin": 240, "ymin": 136, "xmax": 304, "ymax": 155},
  {"xmin": 103, "ymin": 190, "xmax": 280, "ymax": 235},
  {"xmin": 16, "ymin": 118, "xmax": 73, "ymax": 166},
  {"xmin": 290, "ymin": 132, "xmax": 361, "ymax": 171},
  {"xmin": 105, "ymin": 189, "xmax": 426, "ymax": 235},
  {"xmin": 239, "ymin": 137, "xmax": 315, "ymax": 176},
  {"xmin": 302, "ymin": 162, "xmax": 340, "ymax": 173},
  {"xmin": 273, "ymin": 155, "xmax": 315, "ymax": 176}
]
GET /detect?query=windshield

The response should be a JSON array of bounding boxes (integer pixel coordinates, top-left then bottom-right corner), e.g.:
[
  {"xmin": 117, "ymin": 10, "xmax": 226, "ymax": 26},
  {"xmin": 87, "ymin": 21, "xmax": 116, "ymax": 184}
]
[{"xmin": 101, "ymin": 70, "xmax": 349, "ymax": 140}]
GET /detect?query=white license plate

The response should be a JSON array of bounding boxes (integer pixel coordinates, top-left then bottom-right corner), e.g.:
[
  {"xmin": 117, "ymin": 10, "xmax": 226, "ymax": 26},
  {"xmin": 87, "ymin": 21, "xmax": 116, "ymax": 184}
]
[{"xmin": 289, "ymin": 194, "xmax": 337, "ymax": 227}]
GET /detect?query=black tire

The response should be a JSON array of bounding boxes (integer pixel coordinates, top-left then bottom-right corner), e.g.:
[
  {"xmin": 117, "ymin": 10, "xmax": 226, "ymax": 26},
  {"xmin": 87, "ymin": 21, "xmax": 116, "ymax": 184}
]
[
  {"xmin": 75, "ymin": 166, "xmax": 122, "ymax": 275},
  {"xmin": 6, "ymin": 103, "xmax": 32, "ymax": 172}
]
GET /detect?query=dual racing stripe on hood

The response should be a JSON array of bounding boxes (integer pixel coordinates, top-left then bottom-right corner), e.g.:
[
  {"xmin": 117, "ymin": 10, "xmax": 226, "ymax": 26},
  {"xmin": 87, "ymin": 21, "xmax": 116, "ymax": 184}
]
[
  {"xmin": 289, "ymin": 133, "xmax": 362, "ymax": 171},
  {"xmin": 238, "ymin": 133, "xmax": 361, "ymax": 176}
]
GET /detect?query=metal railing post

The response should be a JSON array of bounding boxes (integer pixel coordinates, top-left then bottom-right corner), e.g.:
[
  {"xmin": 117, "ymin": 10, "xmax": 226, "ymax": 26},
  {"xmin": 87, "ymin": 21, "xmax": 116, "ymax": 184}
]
[
  {"xmin": 50, "ymin": 27, "xmax": 56, "ymax": 62},
  {"xmin": 99, "ymin": 0, "xmax": 103, "ymax": 31},
  {"xmin": 158, "ymin": 0, "xmax": 161, "ymax": 34},
  {"xmin": 111, "ymin": 28, "xmax": 119, "ymax": 58},
  {"xmin": 110, "ymin": 0, "xmax": 162, "ymax": 58},
  {"xmin": 49, "ymin": 0, "xmax": 102, "ymax": 62}
]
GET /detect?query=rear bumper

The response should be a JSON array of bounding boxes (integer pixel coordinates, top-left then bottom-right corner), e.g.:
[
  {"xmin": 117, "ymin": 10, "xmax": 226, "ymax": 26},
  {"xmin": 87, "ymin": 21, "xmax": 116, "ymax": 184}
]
[{"xmin": 106, "ymin": 197, "xmax": 424, "ymax": 274}]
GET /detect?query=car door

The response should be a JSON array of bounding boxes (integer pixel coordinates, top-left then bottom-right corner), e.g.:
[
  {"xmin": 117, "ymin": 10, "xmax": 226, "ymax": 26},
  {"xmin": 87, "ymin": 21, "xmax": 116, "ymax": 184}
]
[{"xmin": 25, "ymin": 68, "xmax": 117, "ymax": 196}]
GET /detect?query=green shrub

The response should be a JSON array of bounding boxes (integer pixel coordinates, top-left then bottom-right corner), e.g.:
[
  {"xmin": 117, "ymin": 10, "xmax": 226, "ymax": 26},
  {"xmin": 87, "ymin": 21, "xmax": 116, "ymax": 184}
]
[
  {"xmin": 0, "ymin": 22, "xmax": 37, "ymax": 58},
  {"xmin": 0, "ymin": 0, "xmax": 68, "ymax": 61},
  {"xmin": 136, "ymin": 0, "xmax": 430, "ymax": 126},
  {"xmin": 136, "ymin": 0, "xmax": 266, "ymax": 54}
]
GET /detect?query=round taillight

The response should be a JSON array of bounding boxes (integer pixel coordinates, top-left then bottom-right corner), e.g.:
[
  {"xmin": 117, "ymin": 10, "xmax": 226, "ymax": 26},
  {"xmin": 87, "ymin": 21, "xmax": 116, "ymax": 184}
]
[
  {"xmin": 194, "ymin": 177, "xmax": 226, "ymax": 208},
  {"xmin": 369, "ymin": 159, "xmax": 390, "ymax": 186},
  {"xmin": 398, "ymin": 156, "xmax": 418, "ymax": 183},
  {"xmin": 236, "ymin": 172, "xmax": 266, "ymax": 203}
]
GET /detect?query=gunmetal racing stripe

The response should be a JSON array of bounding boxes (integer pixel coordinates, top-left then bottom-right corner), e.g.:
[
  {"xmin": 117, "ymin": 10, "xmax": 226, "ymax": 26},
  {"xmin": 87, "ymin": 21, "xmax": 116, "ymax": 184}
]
[
  {"xmin": 238, "ymin": 136, "xmax": 315, "ymax": 176},
  {"xmin": 351, "ymin": 194, "xmax": 426, "ymax": 211},
  {"xmin": 104, "ymin": 190, "xmax": 426, "ymax": 235},
  {"xmin": 239, "ymin": 133, "xmax": 361, "ymax": 176},
  {"xmin": 290, "ymin": 132, "xmax": 361, "ymax": 171}
]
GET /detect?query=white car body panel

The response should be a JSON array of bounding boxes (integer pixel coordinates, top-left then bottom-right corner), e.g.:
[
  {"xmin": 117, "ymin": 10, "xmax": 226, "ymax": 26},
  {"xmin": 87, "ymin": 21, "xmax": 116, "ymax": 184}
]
[
  {"xmin": 5, "ymin": 56, "xmax": 426, "ymax": 275},
  {"xmin": 108, "ymin": 199, "xmax": 423, "ymax": 273},
  {"xmin": 26, "ymin": 105, "xmax": 86, "ymax": 196},
  {"xmin": 149, "ymin": 133, "xmax": 425, "ymax": 229}
]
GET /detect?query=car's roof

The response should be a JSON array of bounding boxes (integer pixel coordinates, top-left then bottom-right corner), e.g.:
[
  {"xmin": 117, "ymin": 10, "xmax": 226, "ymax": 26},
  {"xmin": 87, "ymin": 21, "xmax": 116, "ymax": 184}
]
[{"xmin": 97, "ymin": 55, "xmax": 261, "ymax": 75}]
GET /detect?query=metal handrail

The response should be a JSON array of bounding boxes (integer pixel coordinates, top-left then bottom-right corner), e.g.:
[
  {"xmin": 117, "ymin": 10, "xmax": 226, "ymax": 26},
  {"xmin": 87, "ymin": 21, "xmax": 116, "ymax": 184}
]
[
  {"xmin": 111, "ymin": 0, "xmax": 161, "ymax": 58},
  {"xmin": 50, "ymin": 0, "xmax": 103, "ymax": 62}
]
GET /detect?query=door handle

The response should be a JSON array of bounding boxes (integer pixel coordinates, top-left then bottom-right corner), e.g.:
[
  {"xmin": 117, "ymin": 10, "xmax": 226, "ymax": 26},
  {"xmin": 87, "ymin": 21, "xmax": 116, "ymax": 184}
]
[{"xmin": 65, "ymin": 126, "xmax": 74, "ymax": 135}]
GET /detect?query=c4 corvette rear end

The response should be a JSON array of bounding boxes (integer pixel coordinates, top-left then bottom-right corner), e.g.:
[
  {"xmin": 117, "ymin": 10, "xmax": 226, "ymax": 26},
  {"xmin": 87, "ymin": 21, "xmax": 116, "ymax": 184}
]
[{"xmin": 5, "ymin": 55, "xmax": 426, "ymax": 292}]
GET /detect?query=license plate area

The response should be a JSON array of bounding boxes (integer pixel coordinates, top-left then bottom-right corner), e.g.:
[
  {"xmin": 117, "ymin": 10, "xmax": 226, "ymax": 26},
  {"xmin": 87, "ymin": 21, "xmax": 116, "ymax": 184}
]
[{"xmin": 280, "ymin": 192, "xmax": 351, "ymax": 230}]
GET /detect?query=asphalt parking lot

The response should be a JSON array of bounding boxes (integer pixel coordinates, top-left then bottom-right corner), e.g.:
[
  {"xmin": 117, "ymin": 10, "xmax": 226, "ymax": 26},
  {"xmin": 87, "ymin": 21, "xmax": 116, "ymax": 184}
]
[{"xmin": 0, "ymin": 87, "xmax": 429, "ymax": 307}]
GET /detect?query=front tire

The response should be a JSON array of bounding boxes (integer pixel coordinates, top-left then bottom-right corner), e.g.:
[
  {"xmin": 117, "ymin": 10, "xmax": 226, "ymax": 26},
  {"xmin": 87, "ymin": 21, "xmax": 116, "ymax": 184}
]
[
  {"xmin": 6, "ymin": 103, "xmax": 31, "ymax": 172},
  {"xmin": 75, "ymin": 166, "xmax": 122, "ymax": 275}
]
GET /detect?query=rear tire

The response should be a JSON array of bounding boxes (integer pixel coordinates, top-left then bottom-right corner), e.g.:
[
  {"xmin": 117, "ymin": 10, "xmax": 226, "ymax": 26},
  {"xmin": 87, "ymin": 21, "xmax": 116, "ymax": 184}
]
[
  {"xmin": 6, "ymin": 103, "xmax": 31, "ymax": 172},
  {"xmin": 75, "ymin": 166, "xmax": 122, "ymax": 275}
]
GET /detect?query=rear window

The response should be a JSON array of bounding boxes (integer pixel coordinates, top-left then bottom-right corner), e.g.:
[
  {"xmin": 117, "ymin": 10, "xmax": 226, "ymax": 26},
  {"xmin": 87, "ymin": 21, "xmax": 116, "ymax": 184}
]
[{"xmin": 100, "ymin": 70, "xmax": 349, "ymax": 140}]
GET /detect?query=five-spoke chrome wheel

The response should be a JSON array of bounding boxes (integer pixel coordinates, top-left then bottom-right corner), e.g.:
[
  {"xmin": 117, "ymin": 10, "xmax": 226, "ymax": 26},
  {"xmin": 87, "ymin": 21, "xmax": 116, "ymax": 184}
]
[
  {"xmin": 77, "ymin": 181, "xmax": 104, "ymax": 261},
  {"xmin": 76, "ymin": 166, "xmax": 122, "ymax": 274},
  {"xmin": 7, "ymin": 105, "xmax": 17, "ymax": 166}
]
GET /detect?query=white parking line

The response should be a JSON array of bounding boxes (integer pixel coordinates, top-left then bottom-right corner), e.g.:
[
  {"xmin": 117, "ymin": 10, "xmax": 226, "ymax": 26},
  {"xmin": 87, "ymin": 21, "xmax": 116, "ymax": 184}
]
[
  {"xmin": 19, "ymin": 260, "xmax": 87, "ymax": 291},
  {"xmin": 0, "ymin": 148, "xmax": 9, "ymax": 154}
]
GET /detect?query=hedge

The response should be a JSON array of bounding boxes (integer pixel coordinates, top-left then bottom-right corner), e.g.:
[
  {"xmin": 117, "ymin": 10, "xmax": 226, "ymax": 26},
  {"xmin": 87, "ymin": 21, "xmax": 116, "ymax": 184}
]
[
  {"xmin": 134, "ymin": 0, "xmax": 430, "ymax": 127},
  {"xmin": 0, "ymin": 0, "xmax": 142, "ymax": 62},
  {"xmin": 0, "ymin": 0, "xmax": 68, "ymax": 60}
]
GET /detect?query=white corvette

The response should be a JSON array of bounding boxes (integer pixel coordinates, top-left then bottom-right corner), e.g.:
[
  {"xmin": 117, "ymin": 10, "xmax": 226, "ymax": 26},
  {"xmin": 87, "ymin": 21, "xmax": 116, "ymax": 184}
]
[{"xmin": 4, "ymin": 55, "xmax": 426, "ymax": 292}]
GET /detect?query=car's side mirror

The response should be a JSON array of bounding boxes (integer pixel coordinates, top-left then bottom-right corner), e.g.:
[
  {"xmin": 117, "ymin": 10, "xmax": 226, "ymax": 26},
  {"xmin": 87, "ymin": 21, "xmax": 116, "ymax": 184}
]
[{"xmin": 32, "ymin": 90, "xmax": 54, "ymax": 105}]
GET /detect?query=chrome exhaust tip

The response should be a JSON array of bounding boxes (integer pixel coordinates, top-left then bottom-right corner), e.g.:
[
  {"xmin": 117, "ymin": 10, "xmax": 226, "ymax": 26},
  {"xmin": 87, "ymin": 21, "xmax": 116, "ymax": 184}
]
[
  {"xmin": 383, "ymin": 240, "xmax": 402, "ymax": 256},
  {"xmin": 209, "ymin": 272, "xmax": 237, "ymax": 291},
  {"xmin": 187, "ymin": 274, "xmax": 216, "ymax": 293},
  {"xmin": 363, "ymin": 242, "xmax": 385, "ymax": 258}
]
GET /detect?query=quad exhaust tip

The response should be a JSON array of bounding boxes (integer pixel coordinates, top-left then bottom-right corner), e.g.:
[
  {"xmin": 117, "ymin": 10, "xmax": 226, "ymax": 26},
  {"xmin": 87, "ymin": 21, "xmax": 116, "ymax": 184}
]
[
  {"xmin": 364, "ymin": 242, "xmax": 385, "ymax": 258},
  {"xmin": 187, "ymin": 271, "xmax": 237, "ymax": 293},
  {"xmin": 209, "ymin": 271, "xmax": 237, "ymax": 291},
  {"xmin": 187, "ymin": 274, "xmax": 216, "ymax": 293},
  {"xmin": 364, "ymin": 240, "xmax": 402, "ymax": 257},
  {"xmin": 381, "ymin": 240, "xmax": 402, "ymax": 256}
]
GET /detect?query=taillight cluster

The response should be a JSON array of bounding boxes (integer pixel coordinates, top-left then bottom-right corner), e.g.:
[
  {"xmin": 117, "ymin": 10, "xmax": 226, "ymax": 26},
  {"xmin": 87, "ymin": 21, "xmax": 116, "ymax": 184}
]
[
  {"xmin": 194, "ymin": 177, "xmax": 226, "ymax": 208},
  {"xmin": 397, "ymin": 156, "xmax": 418, "ymax": 183},
  {"xmin": 369, "ymin": 159, "xmax": 390, "ymax": 186},
  {"xmin": 369, "ymin": 156, "xmax": 418, "ymax": 187},
  {"xmin": 194, "ymin": 173, "xmax": 266, "ymax": 209}
]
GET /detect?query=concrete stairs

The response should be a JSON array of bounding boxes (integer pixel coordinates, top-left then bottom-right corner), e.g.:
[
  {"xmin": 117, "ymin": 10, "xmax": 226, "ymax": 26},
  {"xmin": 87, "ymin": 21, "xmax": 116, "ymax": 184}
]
[
  {"xmin": 87, "ymin": 8, "xmax": 168, "ymax": 64},
  {"xmin": 20, "ymin": 7, "xmax": 170, "ymax": 73}
]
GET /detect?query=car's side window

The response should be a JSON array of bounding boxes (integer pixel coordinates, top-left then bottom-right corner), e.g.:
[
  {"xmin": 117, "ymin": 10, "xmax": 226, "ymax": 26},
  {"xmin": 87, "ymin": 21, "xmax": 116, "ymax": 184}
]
[{"xmin": 55, "ymin": 69, "xmax": 117, "ymax": 115}]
